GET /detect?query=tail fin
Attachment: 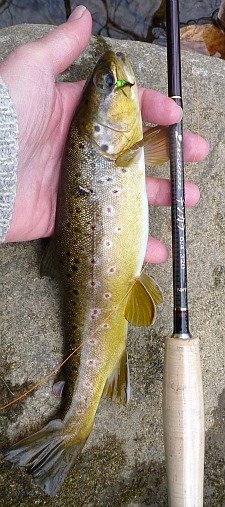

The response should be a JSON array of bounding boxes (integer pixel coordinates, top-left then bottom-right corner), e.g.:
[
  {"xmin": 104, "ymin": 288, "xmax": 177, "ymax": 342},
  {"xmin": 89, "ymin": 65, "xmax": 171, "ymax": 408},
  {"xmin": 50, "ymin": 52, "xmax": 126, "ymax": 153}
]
[{"xmin": 3, "ymin": 419, "xmax": 89, "ymax": 497}]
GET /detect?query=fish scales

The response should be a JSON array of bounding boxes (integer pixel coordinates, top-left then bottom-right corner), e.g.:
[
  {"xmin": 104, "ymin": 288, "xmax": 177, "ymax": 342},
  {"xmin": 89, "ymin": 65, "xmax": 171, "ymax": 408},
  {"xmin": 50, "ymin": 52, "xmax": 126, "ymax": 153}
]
[
  {"xmin": 4, "ymin": 51, "xmax": 165, "ymax": 496},
  {"xmin": 56, "ymin": 125, "xmax": 148, "ymax": 424}
]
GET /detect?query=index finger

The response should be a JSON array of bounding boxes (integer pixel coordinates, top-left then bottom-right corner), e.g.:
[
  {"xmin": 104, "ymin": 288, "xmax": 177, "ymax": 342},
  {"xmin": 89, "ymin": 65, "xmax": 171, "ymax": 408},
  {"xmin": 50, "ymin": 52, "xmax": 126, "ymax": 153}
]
[{"xmin": 139, "ymin": 87, "xmax": 183, "ymax": 126}]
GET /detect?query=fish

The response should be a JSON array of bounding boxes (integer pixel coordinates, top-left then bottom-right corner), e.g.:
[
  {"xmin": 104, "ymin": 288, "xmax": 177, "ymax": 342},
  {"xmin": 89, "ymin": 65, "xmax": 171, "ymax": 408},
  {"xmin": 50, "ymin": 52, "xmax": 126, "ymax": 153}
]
[{"xmin": 3, "ymin": 51, "xmax": 169, "ymax": 496}]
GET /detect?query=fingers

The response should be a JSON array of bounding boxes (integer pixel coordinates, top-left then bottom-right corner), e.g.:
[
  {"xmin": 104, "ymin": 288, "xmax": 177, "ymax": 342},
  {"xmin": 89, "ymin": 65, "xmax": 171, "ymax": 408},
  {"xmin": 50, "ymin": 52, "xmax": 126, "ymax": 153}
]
[
  {"xmin": 144, "ymin": 237, "xmax": 169, "ymax": 264},
  {"xmin": 139, "ymin": 88, "xmax": 209, "ymax": 161},
  {"xmin": 139, "ymin": 87, "xmax": 183, "ymax": 125},
  {"xmin": 56, "ymin": 80, "xmax": 85, "ymax": 133},
  {"xmin": 183, "ymin": 131, "xmax": 209, "ymax": 162},
  {"xmin": 26, "ymin": 6, "xmax": 92, "ymax": 76},
  {"xmin": 146, "ymin": 177, "xmax": 200, "ymax": 207}
]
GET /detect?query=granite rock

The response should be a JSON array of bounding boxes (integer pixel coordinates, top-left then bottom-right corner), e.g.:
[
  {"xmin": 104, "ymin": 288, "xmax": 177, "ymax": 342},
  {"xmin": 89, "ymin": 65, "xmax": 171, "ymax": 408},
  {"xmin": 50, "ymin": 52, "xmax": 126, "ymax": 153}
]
[{"xmin": 0, "ymin": 24, "xmax": 225, "ymax": 506}]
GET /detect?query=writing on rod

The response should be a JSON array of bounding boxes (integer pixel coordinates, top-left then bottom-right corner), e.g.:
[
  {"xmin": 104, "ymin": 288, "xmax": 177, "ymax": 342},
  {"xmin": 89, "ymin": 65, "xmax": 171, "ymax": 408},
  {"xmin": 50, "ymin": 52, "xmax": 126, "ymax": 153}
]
[
  {"xmin": 177, "ymin": 197, "xmax": 186, "ymax": 270},
  {"xmin": 177, "ymin": 196, "xmax": 185, "ymax": 231},
  {"xmin": 175, "ymin": 131, "xmax": 183, "ymax": 191}
]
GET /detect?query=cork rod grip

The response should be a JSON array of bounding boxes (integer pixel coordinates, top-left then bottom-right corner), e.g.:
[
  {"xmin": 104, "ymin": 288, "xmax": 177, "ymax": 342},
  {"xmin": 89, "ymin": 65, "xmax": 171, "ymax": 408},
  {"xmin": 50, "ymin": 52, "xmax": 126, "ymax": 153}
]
[{"xmin": 163, "ymin": 336, "xmax": 205, "ymax": 506}]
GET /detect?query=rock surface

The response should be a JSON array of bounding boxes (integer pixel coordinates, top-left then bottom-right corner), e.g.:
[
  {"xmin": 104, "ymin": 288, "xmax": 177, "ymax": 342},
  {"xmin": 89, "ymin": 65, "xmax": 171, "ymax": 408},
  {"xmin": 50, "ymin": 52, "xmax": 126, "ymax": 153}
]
[{"xmin": 0, "ymin": 24, "xmax": 225, "ymax": 506}]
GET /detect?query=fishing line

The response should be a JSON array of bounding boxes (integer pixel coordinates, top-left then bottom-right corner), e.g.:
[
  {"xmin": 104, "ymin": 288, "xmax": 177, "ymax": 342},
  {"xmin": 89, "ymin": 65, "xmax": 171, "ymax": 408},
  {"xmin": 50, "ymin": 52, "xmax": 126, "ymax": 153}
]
[
  {"xmin": 0, "ymin": 376, "xmax": 15, "ymax": 396},
  {"xmin": 0, "ymin": 263, "xmax": 150, "ymax": 412}
]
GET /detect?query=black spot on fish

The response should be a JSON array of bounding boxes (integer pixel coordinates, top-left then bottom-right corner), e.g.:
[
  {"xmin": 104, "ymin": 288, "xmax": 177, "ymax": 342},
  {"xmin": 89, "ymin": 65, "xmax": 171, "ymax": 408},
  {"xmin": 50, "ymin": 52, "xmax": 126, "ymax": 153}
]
[
  {"xmin": 66, "ymin": 251, "xmax": 71, "ymax": 257},
  {"xmin": 66, "ymin": 272, "xmax": 72, "ymax": 278},
  {"xmin": 101, "ymin": 144, "xmax": 108, "ymax": 152},
  {"xmin": 75, "ymin": 171, "xmax": 81, "ymax": 178},
  {"xmin": 72, "ymin": 324, "xmax": 78, "ymax": 330},
  {"xmin": 116, "ymin": 51, "xmax": 122, "ymax": 57},
  {"xmin": 94, "ymin": 125, "xmax": 100, "ymax": 132},
  {"xmin": 73, "ymin": 289, "xmax": 79, "ymax": 295},
  {"xmin": 79, "ymin": 143, "xmax": 85, "ymax": 150},
  {"xmin": 78, "ymin": 186, "xmax": 89, "ymax": 196},
  {"xmin": 75, "ymin": 207, "xmax": 81, "ymax": 213},
  {"xmin": 71, "ymin": 265, "xmax": 78, "ymax": 272},
  {"xmin": 106, "ymin": 177, "xmax": 112, "ymax": 182},
  {"xmin": 122, "ymin": 168, "xmax": 127, "ymax": 173},
  {"xmin": 74, "ymin": 258, "xmax": 80, "ymax": 264}
]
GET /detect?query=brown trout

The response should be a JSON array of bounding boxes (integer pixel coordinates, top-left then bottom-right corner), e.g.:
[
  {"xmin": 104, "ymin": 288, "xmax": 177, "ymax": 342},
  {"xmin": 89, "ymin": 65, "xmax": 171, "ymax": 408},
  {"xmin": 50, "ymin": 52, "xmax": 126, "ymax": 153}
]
[{"xmin": 4, "ymin": 51, "xmax": 169, "ymax": 496}]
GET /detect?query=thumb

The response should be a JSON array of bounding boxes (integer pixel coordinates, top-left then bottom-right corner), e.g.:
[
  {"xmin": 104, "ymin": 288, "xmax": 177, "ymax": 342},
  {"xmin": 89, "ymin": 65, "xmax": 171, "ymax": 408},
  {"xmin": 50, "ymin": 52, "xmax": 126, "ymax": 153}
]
[{"xmin": 28, "ymin": 5, "xmax": 92, "ymax": 76}]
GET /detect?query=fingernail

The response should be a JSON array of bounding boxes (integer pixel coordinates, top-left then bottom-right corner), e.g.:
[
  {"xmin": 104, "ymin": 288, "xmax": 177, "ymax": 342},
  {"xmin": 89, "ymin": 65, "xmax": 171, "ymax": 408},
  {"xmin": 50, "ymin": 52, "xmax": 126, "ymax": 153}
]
[{"xmin": 70, "ymin": 5, "xmax": 87, "ymax": 20}]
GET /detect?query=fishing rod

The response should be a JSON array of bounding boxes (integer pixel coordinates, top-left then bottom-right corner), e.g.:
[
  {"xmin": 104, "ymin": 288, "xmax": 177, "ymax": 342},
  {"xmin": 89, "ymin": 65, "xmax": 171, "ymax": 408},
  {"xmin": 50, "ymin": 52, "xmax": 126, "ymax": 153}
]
[{"xmin": 163, "ymin": 1, "xmax": 205, "ymax": 505}]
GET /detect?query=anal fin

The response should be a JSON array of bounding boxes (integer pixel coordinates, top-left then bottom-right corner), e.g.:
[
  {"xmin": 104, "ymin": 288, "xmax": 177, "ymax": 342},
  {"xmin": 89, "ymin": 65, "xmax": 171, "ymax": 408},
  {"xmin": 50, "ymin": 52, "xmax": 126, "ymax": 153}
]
[{"xmin": 102, "ymin": 350, "xmax": 130, "ymax": 405}]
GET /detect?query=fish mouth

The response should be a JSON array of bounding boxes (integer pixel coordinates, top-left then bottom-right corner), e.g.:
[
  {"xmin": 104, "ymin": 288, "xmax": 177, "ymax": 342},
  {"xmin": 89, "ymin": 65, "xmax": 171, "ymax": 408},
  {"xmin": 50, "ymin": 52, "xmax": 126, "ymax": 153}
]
[
  {"xmin": 114, "ymin": 51, "xmax": 135, "ymax": 84},
  {"xmin": 98, "ymin": 51, "xmax": 136, "ymax": 90}
]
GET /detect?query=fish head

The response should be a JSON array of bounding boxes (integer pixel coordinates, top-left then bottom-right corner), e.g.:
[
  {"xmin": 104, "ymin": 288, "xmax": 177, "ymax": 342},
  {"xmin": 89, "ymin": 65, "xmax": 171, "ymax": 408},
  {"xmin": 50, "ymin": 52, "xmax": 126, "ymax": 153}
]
[{"xmin": 76, "ymin": 51, "xmax": 142, "ymax": 159}]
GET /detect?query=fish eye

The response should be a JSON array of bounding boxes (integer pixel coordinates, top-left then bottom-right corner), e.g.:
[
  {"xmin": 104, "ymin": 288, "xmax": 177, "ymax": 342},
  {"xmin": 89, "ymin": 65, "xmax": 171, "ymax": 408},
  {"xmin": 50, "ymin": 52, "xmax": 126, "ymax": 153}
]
[{"xmin": 93, "ymin": 69, "xmax": 115, "ymax": 93}]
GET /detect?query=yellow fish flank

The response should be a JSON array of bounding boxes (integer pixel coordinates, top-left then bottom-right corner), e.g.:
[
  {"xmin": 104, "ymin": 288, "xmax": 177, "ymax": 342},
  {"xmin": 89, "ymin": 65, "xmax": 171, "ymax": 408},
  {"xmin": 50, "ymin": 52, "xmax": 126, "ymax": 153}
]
[{"xmin": 4, "ymin": 51, "xmax": 168, "ymax": 496}]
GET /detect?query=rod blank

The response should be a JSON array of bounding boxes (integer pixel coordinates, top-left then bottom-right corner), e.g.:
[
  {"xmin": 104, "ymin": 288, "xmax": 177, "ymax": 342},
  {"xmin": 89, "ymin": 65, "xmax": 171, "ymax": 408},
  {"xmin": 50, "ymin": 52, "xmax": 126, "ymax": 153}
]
[{"xmin": 164, "ymin": 1, "xmax": 205, "ymax": 505}]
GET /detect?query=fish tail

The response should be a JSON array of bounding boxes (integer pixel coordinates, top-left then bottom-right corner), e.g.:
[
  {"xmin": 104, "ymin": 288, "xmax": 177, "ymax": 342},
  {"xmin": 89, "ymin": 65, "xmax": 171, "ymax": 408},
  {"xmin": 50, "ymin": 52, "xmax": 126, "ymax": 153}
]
[{"xmin": 3, "ymin": 418, "xmax": 90, "ymax": 497}]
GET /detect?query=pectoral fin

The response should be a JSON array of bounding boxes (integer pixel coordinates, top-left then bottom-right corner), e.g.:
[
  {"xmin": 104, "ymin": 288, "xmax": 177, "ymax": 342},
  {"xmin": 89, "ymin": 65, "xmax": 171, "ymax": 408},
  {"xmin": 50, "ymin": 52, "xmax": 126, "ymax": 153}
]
[
  {"xmin": 142, "ymin": 126, "xmax": 169, "ymax": 167},
  {"xmin": 124, "ymin": 273, "xmax": 163, "ymax": 326},
  {"xmin": 115, "ymin": 145, "xmax": 142, "ymax": 167},
  {"xmin": 139, "ymin": 272, "xmax": 163, "ymax": 305},
  {"xmin": 115, "ymin": 126, "xmax": 169, "ymax": 168},
  {"xmin": 102, "ymin": 350, "xmax": 130, "ymax": 405}
]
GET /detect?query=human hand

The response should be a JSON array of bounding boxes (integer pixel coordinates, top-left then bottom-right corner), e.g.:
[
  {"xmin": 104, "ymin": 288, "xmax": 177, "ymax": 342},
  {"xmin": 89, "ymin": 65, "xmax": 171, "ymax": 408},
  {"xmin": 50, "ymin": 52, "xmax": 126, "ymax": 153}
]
[
  {"xmin": 0, "ymin": 5, "xmax": 92, "ymax": 242},
  {"xmin": 0, "ymin": 6, "xmax": 208, "ymax": 264}
]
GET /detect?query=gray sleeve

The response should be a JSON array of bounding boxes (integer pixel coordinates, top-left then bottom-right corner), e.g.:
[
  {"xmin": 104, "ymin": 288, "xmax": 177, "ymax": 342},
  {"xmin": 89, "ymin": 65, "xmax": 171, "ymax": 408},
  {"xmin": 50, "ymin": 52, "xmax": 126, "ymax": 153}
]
[{"xmin": 0, "ymin": 75, "xmax": 18, "ymax": 243}]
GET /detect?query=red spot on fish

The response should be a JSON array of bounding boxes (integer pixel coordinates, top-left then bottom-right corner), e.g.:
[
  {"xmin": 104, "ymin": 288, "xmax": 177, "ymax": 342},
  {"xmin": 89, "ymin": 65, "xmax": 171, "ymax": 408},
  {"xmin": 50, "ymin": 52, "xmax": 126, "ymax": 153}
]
[
  {"xmin": 89, "ymin": 279, "xmax": 101, "ymax": 289},
  {"xmin": 108, "ymin": 266, "xmax": 116, "ymax": 274},
  {"xmin": 89, "ymin": 337, "xmax": 97, "ymax": 345},
  {"xmin": 102, "ymin": 323, "xmax": 110, "ymax": 329},
  {"xmin": 84, "ymin": 380, "xmax": 93, "ymax": 390},
  {"xmin": 91, "ymin": 308, "xmax": 101, "ymax": 319},
  {"xmin": 105, "ymin": 205, "xmax": 115, "ymax": 216},
  {"xmin": 77, "ymin": 409, "xmax": 84, "ymax": 416},
  {"xmin": 91, "ymin": 257, "xmax": 98, "ymax": 265},
  {"xmin": 104, "ymin": 293, "xmax": 111, "ymax": 299},
  {"xmin": 91, "ymin": 224, "xmax": 96, "ymax": 230},
  {"xmin": 87, "ymin": 359, "xmax": 95, "ymax": 367}
]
